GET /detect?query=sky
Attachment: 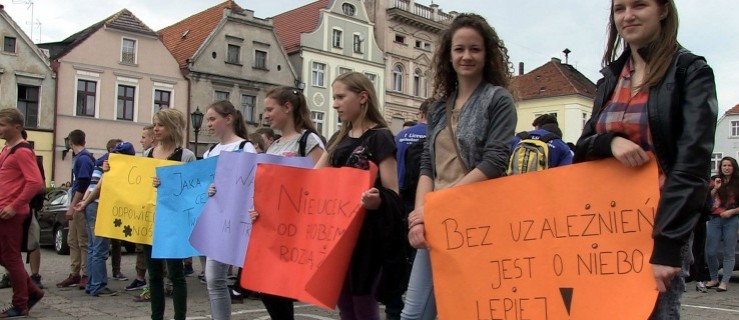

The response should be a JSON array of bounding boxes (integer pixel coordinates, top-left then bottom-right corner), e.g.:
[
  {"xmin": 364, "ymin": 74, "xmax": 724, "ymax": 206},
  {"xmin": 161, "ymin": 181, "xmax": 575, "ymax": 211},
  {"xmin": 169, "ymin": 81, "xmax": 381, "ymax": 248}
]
[{"xmin": 4, "ymin": 0, "xmax": 737, "ymax": 114}]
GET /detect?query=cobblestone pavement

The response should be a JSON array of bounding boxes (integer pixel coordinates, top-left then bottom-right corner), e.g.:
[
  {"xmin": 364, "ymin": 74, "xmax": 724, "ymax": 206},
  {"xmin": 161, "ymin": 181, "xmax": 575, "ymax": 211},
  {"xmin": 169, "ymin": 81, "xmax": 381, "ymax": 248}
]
[{"xmin": 1, "ymin": 247, "xmax": 737, "ymax": 319}]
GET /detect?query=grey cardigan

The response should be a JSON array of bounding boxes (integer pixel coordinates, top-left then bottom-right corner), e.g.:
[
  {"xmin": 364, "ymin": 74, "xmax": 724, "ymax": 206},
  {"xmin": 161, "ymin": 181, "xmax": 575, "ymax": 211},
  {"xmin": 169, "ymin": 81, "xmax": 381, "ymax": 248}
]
[{"xmin": 419, "ymin": 81, "xmax": 517, "ymax": 181}]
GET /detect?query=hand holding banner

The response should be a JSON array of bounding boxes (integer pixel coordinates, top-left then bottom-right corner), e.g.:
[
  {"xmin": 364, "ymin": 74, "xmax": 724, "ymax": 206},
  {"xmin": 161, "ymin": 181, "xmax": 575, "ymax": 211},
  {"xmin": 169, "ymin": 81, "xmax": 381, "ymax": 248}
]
[
  {"xmin": 152, "ymin": 156, "xmax": 218, "ymax": 258},
  {"xmin": 425, "ymin": 158, "xmax": 660, "ymax": 320},
  {"xmin": 189, "ymin": 152, "xmax": 313, "ymax": 267},
  {"xmin": 96, "ymin": 154, "xmax": 179, "ymax": 245},
  {"xmin": 242, "ymin": 163, "xmax": 376, "ymax": 309}
]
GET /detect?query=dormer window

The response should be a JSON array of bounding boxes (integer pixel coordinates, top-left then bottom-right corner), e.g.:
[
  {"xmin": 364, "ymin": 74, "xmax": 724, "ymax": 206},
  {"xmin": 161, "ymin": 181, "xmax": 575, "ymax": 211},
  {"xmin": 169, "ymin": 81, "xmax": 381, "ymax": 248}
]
[{"xmin": 342, "ymin": 3, "xmax": 356, "ymax": 16}]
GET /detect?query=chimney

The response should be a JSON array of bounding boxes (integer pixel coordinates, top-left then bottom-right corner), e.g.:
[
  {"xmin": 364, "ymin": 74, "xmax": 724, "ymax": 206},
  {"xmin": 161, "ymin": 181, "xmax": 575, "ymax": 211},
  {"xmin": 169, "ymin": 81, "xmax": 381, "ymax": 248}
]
[
  {"xmin": 518, "ymin": 62, "xmax": 524, "ymax": 76},
  {"xmin": 551, "ymin": 57, "xmax": 562, "ymax": 64}
]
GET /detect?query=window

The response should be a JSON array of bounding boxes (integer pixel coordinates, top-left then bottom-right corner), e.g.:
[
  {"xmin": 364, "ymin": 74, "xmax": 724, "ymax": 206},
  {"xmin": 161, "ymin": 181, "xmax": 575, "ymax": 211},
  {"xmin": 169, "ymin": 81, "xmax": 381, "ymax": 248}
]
[
  {"xmin": 732, "ymin": 121, "xmax": 739, "ymax": 137},
  {"xmin": 312, "ymin": 62, "xmax": 326, "ymax": 87},
  {"xmin": 3, "ymin": 37, "xmax": 16, "ymax": 53},
  {"xmin": 711, "ymin": 153, "xmax": 723, "ymax": 172},
  {"xmin": 17, "ymin": 85, "xmax": 39, "ymax": 128},
  {"xmin": 121, "ymin": 38, "xmax": 136, "ymax": 64},
  {"xmin": 214, "ymin": 90, "xmax": 230, "ymax": 101},
  {"xmin": 394, "ymin": 34, "xmax": 405, "ymax": 44},
  {"xmin": 76, "ymin": 80, "xmax": 97, "ymax": 117},
  {"xmin": 392, "ymin": 65, "xmax": 403, "ymax": 92},
  {"xmin": 254, "ymin": 50, "xmax": 267, "ymax": 69},
  {"xmin": 365, "ymin": 72, "xmax": 378, "ymax": 91},
  {"xmin": 332, "ymin": 29, "xmax": 343, "ymax": 48},
  {"xmin": 241, "ymin": 94, "xmax": 256, "ymax": 123},
  {"xmin": 227, "ymin": 44, "xmax": 240, "ymax": 64},
  {"xmin": 339, "ymin": 67, "xmax": 352, "ymax": 75},
  {"xmin": 117, "ymin": 85, "xmax": 135, "ymax": 121},
  {"xmin": 342, "ymin": 3, "xmax": 356, "ymax": 16},
  {"xmin": 311, "ymin": 111, "xmax": 324, "ymax": 135},
  {"xmin": 154, "ymin": 89, "xmax": 171, "ymax": 111},
  {"xmin": 353, "ymin": 34, "xmax": 362, "ymax": 53},
  {"xmin": 413, "ymin": 69, "xmax": 423, "ymax": 97}
]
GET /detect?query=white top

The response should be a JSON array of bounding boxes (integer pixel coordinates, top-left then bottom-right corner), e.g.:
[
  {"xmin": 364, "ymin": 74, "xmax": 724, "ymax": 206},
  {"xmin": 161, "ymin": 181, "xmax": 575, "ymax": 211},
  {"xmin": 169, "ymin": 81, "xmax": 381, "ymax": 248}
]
[
  {"xmin": 266, "ymin": 130, "xmax": 324, "ymax": 157},
  {"xmin": 202, "ymin": 139, "xmax": 257, "ymax": 159}
]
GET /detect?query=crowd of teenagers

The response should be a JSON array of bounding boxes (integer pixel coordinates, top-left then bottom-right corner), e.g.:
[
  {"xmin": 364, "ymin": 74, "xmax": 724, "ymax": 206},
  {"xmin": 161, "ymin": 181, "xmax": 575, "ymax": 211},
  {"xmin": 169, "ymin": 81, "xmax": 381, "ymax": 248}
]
[{"xmin": 0, "ymin": 0, "xmax": 732, "ymax": 319}]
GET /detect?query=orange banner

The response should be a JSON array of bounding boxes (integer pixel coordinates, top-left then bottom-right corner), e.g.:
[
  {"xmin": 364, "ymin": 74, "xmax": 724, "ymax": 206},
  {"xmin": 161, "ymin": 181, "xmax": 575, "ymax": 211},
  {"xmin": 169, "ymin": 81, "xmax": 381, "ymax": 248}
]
[
  {"xmin": 242, "ymin": 163, "xmax": 377, "ymax": 309},
  {"xmin": 425, "ymin": 158, "xmax": 660, "ymax": 320}
]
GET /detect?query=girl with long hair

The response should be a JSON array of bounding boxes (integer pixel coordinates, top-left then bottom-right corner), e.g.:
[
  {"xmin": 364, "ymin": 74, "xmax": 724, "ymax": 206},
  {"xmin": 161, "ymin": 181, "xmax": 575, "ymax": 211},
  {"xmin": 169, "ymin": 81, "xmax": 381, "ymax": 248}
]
[
  {"xmin": 202, "ymin": 100, "xmax": 256, "ymax": 320},
  {"xmin": 314, "ymin": 72, "xmax": 407, "ymax": 320},
  {"xmin": 147, "ymin": 108, "xmax": 196, "ymax": 320},
  {"xmin": 574, "ymin": 0, "xmax": 717, "ymax": 317},
  {"xmin": 705, "ymin": 157, "xmax": 739, "ymax": 292},
  {"xmin": 251, "ymin": 86, "xmax": 325, "ymax": 319},
  {"xmin": 402, "ymin": 13, "xmax": 517, "ymax": 319}
]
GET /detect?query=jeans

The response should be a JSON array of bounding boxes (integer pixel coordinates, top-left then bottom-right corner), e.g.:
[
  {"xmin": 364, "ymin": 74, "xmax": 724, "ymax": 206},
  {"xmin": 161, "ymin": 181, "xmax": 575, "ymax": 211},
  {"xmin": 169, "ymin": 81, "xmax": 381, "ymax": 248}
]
[
  {"xmin": 84, "ymin": 202, "xmax": 110, "ymax": 295},
  {"xmin": 706, "ymin": 214, "xmax": 739, "ymax": 283},
  {"xmin": 205, "ymin": 258, "xmax": 230, "ymax": 320},
  {"xmin": 401, "ymin": 249, "xmax": 436, "ymax": 320},
  {"xmin": 648, "ymin": 244, "xmax": 689, "ymax": 319},
  {"xmin": 144, "ymin": 245, "xmax": 187, "ymax": 320}
]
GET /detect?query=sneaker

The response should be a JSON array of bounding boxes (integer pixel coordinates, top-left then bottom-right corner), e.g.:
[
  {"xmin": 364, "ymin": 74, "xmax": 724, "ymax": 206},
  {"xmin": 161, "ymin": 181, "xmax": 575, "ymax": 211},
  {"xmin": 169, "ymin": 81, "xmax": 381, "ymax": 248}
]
[
  {"xmin": 183, "ymin": 266, "xmax": 194, "ymax": 277},
  {"xmin": 0, "ymin": 305, "xmax": 28, "ymax": 318},
  {"xmin": 94, "ymin": 287, "xmax": 118, "ymax": 297},
  {"xmin": 112, "ymin": 272, "xmax": 128, "ymax": 281},
  {"xmin": 0, "ymin": 274, "xmax": 9, "ymax": 289},
  {"xmin": 56, "ymin": 274, "xmax": 81, "ymax": 288},
  {"xmin": 29, "ymin": 274, "xmax": 44, "ymax": 290},
  {"xmin": 125, "ymin": 279, "xmax": 147, "ymax": 291},
  {"xmin": 77, "ymin": 276, "xmax": 88, "ymax": 290},
  {"xmin": 230, "ymin": 289, "xmax": 244, "ymax": 304},
  {"xmin": 27, "ymin": 290, "xmax": 44, "ymax": 311},
  {"xmin": 198, "ymin": 273, "xmax": 206, "ymax": 284},
  {"xmin": 133, "ymin": 287, "xmax": 150, "ymax": 302}
]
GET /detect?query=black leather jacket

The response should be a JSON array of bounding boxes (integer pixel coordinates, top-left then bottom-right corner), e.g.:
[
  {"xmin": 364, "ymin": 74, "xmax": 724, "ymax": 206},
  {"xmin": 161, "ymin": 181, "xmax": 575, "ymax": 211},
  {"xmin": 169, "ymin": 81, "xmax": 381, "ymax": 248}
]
[{"xmin": 574, "ymin": 48, "xmax": 718, "ymax": 267}]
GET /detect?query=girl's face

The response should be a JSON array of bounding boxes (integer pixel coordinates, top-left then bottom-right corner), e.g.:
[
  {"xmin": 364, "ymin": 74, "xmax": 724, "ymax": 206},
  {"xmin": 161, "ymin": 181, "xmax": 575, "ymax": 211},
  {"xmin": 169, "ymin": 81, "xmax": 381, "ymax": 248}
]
[
  {"xmin": 205, "ymin": 108, "xmax": 231, "ymax": 140},
  {"xmin": 262, "ymin": 97, "xmax": 290, "ymax": 130},
  {"xmin": 450, "ymin": 27, "xmax": 485, "ymax": 81},
  {"xmin": 612, "ymin": 0, "xmax": 666, "ymax": 48},
  {"xmin": 332, "ymin": 81, "xmax": 367, "ymax": 123},
  {"xmin": 721, "ymin": 159, "xmax": 734, "ymax": 176},
  {"xmin": 152, "ymin": 117, "xmax": 169, "ymax": 142}
]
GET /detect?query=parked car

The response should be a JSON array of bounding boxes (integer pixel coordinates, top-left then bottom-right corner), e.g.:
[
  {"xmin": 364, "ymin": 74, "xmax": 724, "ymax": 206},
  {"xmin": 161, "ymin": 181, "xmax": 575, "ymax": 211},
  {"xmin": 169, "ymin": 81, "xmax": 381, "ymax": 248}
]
[{"xmin": 38, "ymin": 188, "xmax": 136, "ymax": 255}]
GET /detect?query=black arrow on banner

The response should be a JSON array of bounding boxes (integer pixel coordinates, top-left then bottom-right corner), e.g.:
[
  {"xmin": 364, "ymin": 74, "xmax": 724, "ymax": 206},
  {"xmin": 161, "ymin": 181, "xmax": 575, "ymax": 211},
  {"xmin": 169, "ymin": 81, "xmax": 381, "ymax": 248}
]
[{"xmin": 560, "ymin": 287, "xmax": 574, "ymax": 316}]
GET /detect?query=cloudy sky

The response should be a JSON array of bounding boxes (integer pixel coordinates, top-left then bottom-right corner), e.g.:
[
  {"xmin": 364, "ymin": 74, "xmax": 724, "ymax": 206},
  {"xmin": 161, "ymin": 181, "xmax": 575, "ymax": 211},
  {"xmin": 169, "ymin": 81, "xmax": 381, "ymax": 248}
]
[{"xmin": 4, "ymin": 0, "xmax": 737, "ymax": 113}]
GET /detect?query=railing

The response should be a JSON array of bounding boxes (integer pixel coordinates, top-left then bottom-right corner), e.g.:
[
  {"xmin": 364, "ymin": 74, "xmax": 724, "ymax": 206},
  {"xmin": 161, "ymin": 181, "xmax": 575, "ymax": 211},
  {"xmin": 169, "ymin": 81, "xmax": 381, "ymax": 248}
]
[
  {"xmin": 393, "ymin": 0, "xmax": 410, "ymax": 11},
  {"xmin": 413, "ymin": 3, "xmax": 432, "ymax": 20},
  {"xmin": 389, "ymin": 0, "xmax": 453, "ymax": 23}
]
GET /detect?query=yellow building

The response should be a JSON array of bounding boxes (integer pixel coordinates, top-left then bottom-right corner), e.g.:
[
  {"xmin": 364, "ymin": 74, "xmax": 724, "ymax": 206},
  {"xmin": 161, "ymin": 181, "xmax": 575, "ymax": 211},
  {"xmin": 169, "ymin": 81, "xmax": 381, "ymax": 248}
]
[{"xmin": 513, "ymin": 58, "xmax": 596, "ymax": 143}]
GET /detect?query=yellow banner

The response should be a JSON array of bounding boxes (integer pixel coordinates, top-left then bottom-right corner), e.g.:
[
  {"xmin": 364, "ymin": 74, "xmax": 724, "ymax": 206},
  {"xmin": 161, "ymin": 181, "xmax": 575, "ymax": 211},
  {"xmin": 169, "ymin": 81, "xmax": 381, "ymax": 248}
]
[{"xmin": 96, "ymin": 154, "xmax": 179, "ymax": 245}]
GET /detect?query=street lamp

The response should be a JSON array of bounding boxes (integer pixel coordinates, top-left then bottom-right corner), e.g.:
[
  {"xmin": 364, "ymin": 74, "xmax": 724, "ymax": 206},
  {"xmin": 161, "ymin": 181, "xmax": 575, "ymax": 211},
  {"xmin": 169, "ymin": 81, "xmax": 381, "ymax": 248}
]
[{"xmin": 191, "ymin": 106, "xmax": 204, "ymax": 157}]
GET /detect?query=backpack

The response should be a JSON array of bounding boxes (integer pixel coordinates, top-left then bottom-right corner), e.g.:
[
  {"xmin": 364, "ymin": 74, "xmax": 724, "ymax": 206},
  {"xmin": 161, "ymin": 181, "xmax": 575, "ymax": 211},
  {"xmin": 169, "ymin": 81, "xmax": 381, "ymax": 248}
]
[
  {"xmin": 507, "ymin": 132, "xmax": 558, "ymax": 175},
  {"xmin": 400, "ymin": 137, "xmax": 425, "ymax": 204},
  {"xmin": 298, "ymin": 130, "xmax": 314, "ymax": 157},
  {"xmin": 10, "ymin": 143, "xmax": 45, "ymax": 211}
]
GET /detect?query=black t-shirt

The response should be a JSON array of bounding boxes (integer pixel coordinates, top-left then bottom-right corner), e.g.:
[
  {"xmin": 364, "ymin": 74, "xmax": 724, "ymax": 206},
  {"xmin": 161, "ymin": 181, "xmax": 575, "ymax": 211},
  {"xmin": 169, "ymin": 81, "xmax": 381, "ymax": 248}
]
[{"xmin": 329, "ymin": 127, "xmax": 396, "ymax": 172}]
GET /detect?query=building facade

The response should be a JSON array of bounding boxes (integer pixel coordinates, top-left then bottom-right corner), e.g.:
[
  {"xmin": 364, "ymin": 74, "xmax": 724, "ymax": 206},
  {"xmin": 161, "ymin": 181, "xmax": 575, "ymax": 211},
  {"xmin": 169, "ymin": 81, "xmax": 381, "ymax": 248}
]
[
  {"xmin": 274, "ymin": 0, "xmax": 385, "ymax": 138},
  {"xmin": 364, "ymin": 0, "xmax": 454, "ymax": 133},
  {"xmin": 0, "ymin": 5, "xmax": 56, "ymax": 186},
  {"xmin": 159, "ymin": 1, "xmax": 297, "ymax": 156},
  {"xmin": 39, "ymin": 9, "xmax": 188, "ymax": 184},
  {"xmin": 711, "ymin": 105, "xmax": 739, "ymax": 175},
  {"xmin": 513, "ymin": 58, "xmax": 596, "ymax": 143}
]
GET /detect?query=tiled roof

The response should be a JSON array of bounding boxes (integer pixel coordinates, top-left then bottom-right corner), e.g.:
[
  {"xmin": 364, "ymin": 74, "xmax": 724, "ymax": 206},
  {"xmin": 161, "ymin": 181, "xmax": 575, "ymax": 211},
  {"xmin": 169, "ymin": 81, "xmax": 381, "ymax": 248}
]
[
  {"xmin": 513, "ymin": 58, "xmax": 596, "ymax": 101},
  {"xmin": 158, "ymin": 1, "xmax": 243, "ymax": 69},
  {"xmin": 272, "ymin": 0, "xmax": 330, "ymax": 54},
  {"xmin": 38, "ymin": 9, "xmax": 156, "ymax": 60},
  {"xmin": 725, "ymin": 104, "xmax": 739, "ymax": 116}
]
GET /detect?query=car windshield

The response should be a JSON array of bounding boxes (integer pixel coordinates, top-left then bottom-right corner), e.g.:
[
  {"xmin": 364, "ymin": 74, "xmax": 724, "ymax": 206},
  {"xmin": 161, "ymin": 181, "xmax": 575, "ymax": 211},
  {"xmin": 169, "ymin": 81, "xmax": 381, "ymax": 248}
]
[{"xmin": 49, "ymin": 191, "xmax": 69, "ymax": 206}]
